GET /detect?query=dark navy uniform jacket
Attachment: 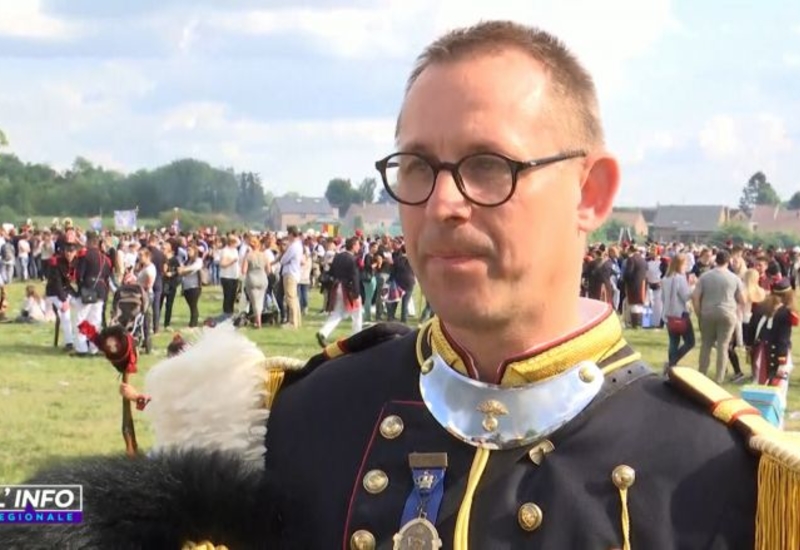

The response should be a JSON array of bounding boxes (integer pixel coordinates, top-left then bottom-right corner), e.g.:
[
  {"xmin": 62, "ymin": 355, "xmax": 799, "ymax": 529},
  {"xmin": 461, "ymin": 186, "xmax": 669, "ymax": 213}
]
[{"xmin": 265, "ymin": 321, "xmax": 757, "ymax": 550}]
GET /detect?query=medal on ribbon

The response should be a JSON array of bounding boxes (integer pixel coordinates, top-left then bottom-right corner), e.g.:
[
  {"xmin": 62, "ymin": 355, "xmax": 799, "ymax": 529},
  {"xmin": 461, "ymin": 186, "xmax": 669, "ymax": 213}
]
[{"xmin": 393, "ymin": 452, "xmax": 447, "ymax": 550}]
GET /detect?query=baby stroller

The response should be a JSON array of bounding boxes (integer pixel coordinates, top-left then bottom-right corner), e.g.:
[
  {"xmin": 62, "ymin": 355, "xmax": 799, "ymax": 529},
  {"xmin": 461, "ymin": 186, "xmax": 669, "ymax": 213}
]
[{"xmin": 110, "ymin": 283, "xmax": 152, "ymax": 354}]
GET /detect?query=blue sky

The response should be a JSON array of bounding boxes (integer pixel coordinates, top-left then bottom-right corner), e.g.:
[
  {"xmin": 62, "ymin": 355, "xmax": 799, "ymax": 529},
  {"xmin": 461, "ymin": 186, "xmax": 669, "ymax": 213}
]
[{"xmin": 0, "ymin": 0, "xmax": 798, "ymax": 207}]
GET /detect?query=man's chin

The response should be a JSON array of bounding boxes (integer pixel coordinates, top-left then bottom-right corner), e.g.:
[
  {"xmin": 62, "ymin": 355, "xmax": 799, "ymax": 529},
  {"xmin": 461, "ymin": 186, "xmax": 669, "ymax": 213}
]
[{"xmin": 426, "ymin": 292, "xmax": 493, "ymax": 326}]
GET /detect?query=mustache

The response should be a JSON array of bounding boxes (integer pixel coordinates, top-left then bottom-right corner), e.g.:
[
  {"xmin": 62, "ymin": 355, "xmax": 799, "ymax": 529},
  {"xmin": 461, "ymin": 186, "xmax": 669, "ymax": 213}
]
[{"xmin": 416, "ymin": 230, "xmax": 494, "ymax": 257}]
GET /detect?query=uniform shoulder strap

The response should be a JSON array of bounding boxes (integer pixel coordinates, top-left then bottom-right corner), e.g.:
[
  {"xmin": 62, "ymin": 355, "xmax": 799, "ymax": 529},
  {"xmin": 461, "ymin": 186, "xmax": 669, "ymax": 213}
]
[
  {"xmin": 274, "ymin": 322, "xmax": 413, "ymax": 396},
  {"xmin": 668, "ymin": 367, "xmax": 800, "ymax": 549}
]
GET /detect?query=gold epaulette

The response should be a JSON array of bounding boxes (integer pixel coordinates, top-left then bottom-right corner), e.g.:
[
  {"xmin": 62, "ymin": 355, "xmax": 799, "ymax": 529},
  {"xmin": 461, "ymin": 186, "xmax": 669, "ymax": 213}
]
[
  {"xmin": 261, "ymin": 357, "xmax": 306, "ymax": 409},
  {"xmin": 669, "ymin": 367, "xmax": 800, "ymax": 549}
]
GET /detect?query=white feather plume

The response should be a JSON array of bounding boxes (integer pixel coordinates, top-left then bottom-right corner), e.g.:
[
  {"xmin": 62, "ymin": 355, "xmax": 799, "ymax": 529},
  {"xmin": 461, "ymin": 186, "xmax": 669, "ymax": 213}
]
[{"xmin": 144, "ymin": 322, "xmax": 273, "ymax": 466}]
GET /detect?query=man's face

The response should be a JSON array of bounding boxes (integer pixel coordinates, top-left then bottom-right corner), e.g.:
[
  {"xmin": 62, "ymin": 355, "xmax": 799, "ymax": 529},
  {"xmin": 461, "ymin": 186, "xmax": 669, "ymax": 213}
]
[{"xmin": 396, "ymin": 50, "xmax": 591, "ymax": 330}]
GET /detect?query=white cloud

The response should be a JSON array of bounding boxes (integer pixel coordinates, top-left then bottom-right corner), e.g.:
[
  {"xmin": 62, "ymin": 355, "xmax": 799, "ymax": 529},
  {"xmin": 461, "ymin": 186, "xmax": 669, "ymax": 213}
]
[
  {"xmin": 626, "ymin": 131, "xmax": 677, "ymax": 165},
  {"xmin": 0, "ymin": 0, "xmax": 81, "ymax": 39},
  {"xmin": 699, "ymin": 113, "xmax": 793, "ymax": 162},
  {"xmin": 699, "ymin": 115, "xmax": 739, "ymax": 159},
  {"xmin": 206, "ymin": 0, "xmax": 680, "ymax": 97},
  {"xmin": 1, "ymin": 66, "xmax": 395, "ymax": 195},
  {"xmin": 694, "ymin": 112, "xmax": 796, "ymax": 201},
  {"xmin": 155, "ymin": 101, "xmax": 395, "ymax": 192}
]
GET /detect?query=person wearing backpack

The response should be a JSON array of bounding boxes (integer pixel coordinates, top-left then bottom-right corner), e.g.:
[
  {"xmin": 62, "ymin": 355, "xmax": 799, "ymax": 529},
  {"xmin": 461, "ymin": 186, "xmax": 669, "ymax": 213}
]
[{"xmin": 73, "ymin": 232, "xmax": 111, "ymax": 357}]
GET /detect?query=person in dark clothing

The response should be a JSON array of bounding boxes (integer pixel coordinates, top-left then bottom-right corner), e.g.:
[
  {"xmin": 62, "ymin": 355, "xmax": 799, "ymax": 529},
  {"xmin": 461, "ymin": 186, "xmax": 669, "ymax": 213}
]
[
  {"xmin": 160, "ymin": 240, "xmax": 182, "ymax": 331},
  {"xmin": 45, "ymin": 243, "xmax": 79, "ymax": 350},
  {"xmin": 753, "ymin": 278, "xmax": 798, "ymax": 385},
  {"xmin": 585, "ymin": 251, "xmax": 614, "ymax": 306},
  {"xmin": 622, "ymin": 247, "xmax": 647, "ymax": 328},
  {"xmin": 360, "ymin": 241, "xmax": 380, "ymax": 323},
  {"xmin": 73, "ymin": 233, "xmax": 111, "ymax": 356},
  {"xmin": 388, "ymin": 245, "xmax": 415, "ymax": 323},
  {"xmin": 148, "ymin": 235, "xmax": 166, "ymax": 333},
  {"xmin": 316, "ymin": 237, "xmax": 362, "ymax": 345},
  {"xmin": 179, "ymin": 244, "xmax": 203, "ymax": 328},
  {"xmin": 374, "ymin": 237, "xmax": 394, "ymax": 320}
]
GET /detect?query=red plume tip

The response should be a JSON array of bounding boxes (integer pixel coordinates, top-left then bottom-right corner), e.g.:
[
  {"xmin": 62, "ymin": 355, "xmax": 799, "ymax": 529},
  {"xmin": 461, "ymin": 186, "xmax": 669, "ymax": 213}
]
[{"xmin": 77, "ymin": 321, "xmax": 99, "ymax": 344}]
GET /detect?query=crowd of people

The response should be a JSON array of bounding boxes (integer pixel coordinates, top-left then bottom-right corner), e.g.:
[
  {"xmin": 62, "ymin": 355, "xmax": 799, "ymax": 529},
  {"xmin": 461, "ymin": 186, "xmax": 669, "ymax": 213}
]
[
  {"xmin": 582, "ymin": 241, "xmax": 797, "ymax": 399},
  {"xmin": 0, "ymin": 219, "xmax": 424, "ymax": 351},
  {"xmin": 2, "ymin": 219, "xmax": 797, "ymax": 380}
]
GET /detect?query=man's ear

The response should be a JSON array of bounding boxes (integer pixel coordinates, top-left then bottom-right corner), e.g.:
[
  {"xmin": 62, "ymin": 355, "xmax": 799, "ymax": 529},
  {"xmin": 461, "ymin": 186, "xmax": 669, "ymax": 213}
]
[{"xmin": 576, "ymin": 154, "xmax": 620, "ymax": 233}]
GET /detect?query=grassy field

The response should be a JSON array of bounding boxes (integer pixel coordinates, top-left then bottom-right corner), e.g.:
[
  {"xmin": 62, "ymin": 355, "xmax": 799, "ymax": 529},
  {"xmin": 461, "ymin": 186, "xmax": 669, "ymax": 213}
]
[{"xmin": 1, "ymin": 281, "xmax": 798, "ymax": 484}]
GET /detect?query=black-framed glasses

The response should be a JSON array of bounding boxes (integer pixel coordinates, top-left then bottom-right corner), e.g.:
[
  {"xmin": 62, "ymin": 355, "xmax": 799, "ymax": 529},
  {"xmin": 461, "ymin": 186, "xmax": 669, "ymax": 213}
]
[{"xmin": 374, "ymin": 150, "xmax": 586, "ymax": 207}]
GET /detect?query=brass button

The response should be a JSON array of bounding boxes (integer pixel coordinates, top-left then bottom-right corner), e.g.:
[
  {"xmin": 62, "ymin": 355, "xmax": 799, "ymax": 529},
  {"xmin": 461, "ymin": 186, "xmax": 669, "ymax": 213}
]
[
  {"xmin": 421, "ymin": 358, "xmax": 434, "ymax": 374},
  {"xmin": 518, "ymin": 502, "xmax": 543, "ymax": 532},
  {"xmin": 612, "ymin": 465, "xmax": 636, "ymax": 490},
  {"xmin": 527, "ymin": 439, "xmax": 555, "ymax": 466},
  {"xmin": 578, "ymin": 365, "xmax": 595, "ymax": 383},
  {"xmin": 350, "ymin": 529, "xmax": 376, "ymax": 550},
  {"xmin": 363, "ymin": 469, "xmax": 389, "ymax": 494},
  {"xmin": 380, "ymin": 415, "xmax": 404, "ymax": 439}
]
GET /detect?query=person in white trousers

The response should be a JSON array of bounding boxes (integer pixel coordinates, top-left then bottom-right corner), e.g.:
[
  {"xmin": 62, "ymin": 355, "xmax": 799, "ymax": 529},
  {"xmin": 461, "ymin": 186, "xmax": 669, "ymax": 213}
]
[
  {"xmin": 72, "ymin": 233, "xmax": 110, "ymax": 357},
  {"xmin": 646, "ymin": 251, "xmax": 664, "ymax": 328},
  {"xmin": 44, "ymin": 243, "xmax": 79, "ymax": 350},
  {"xmin": 316, "ymin": 237, "xmax": 363, "ymax": 346}
]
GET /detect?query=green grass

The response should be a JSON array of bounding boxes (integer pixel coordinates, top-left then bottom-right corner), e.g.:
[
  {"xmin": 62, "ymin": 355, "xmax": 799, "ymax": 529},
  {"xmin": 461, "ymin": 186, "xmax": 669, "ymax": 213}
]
[{"xmin": 0, "ymin": 282, "xmax": 798, "ymax": 484}]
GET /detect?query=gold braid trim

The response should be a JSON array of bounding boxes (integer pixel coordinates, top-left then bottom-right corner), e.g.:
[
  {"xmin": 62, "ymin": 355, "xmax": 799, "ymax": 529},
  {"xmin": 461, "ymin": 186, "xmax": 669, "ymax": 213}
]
[
  {"xmin": 453, "ymin": 447, "xmax": 491, "ymax": 550},
  {"xmin": 182, "ymin": 541, "xmax": 229, "ymax": 550},
  {"xmin": 427, "ymin": 310, "xmax": 626, "ymax": 386},
  {"xmin": 428, "ymin": 317, "xmax": 469, "ymax": 377},
  {"xmin": 261, "ymin": 357, "xmax": 305, "ymax": 408},
  {"xmin": 751, "ymin": 434, "xmax": 800, "ymax": 550},
  {"xmin": 264, "ymin": 369, "xmax": 285, "ymax": 409}
]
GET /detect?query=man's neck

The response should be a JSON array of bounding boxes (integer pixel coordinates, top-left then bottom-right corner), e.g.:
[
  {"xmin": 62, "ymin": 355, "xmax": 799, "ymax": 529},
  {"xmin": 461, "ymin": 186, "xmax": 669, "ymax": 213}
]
[{"xmin": 441, "ymin": 301, "xmax": 582, "ymax": 384}]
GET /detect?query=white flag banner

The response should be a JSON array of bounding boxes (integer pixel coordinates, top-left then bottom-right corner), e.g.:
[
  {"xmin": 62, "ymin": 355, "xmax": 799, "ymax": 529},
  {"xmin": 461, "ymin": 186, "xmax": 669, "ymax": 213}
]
[{"xmin": 114, "ymin": 210, "xmax": 138, "ymax": 231}]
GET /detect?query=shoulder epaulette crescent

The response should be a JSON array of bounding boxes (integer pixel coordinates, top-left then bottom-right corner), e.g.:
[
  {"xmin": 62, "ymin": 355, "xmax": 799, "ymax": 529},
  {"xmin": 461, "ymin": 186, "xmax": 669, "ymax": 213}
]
[{"xmin": 668, "ymin": 367, "xmax": 800, "ymax": 549}]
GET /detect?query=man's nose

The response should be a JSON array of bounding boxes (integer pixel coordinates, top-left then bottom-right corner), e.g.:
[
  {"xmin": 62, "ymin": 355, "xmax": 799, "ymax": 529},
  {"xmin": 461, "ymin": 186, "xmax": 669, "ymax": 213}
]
[{"xmin": 424, "ymin": 168, "xmax": 471, "ymax": 221}]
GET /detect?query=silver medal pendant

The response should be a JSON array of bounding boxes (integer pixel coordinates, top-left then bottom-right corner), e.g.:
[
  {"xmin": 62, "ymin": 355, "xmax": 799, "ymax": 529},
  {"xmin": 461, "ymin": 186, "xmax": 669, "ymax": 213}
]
[{"xmin": 392, "ymin": 517, "xmax": 443, "ymax": 550}]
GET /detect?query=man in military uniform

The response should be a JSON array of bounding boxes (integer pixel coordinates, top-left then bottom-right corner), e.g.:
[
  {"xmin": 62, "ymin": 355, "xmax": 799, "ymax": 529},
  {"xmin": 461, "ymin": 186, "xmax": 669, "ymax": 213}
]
[
  {"xmin": 262, "ymin": 21, "xmax": 795, "ymax": 550},
  {"xmin": 45, "ymin": 241, "xmax": 79, "ymax": 351},
  {"xmin": 73, "ymin": 231, "xmax": 111, "ymax": 356}
]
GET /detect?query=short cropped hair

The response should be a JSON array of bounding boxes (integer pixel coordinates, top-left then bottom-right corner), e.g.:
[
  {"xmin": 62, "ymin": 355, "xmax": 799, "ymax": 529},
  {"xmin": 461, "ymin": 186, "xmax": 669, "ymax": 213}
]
[{"xmin": 401, "ymin": 20, "xmax": 603, "ymax": 148}]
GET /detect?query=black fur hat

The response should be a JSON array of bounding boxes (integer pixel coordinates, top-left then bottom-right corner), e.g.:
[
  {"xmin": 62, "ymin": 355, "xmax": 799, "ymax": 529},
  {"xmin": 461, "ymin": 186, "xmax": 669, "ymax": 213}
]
[{"xmin": 0, "ymin": 450, "xmax": 281, "ymax": 550}]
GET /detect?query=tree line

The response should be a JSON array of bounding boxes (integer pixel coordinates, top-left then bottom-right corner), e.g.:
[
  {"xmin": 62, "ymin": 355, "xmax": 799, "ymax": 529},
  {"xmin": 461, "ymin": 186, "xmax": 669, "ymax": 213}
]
[{"xmin": 0, "ymin": 153, "xmax": 270, "ymax": 224}]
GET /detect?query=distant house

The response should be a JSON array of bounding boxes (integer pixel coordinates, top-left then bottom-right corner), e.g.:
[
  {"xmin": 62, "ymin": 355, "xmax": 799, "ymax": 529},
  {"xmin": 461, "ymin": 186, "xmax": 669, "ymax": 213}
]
[
  {"xmin": 341, "ymin": 202, "xmax": 400, "ymax": 236},
  {"xmin": 729, "ymin": 209, "xmax": 750, "ymax": 223},
  {"xmin": 641, "ymin": 207, "xmax": 657, "ymax": 227},
  {"xmin": 266, "ymin": 196, "xmax": 338, "ymax": 231},
  {"xmin": 608, "ymin": 208, "xmax": 649, "ymax": 238},
  {"xmin": 650, "ymin": 205, "xmax": 730, "ymax": 243},
  {"xmin": 750, "ymin": 205, "xmax": 800, "ymax": 236}
]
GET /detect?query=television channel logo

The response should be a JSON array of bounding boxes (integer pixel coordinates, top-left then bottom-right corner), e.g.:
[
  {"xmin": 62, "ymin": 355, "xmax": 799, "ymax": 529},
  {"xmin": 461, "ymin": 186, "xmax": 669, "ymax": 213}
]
[{"xmin": 0, "ymin": 485, "xmax": 83, "ymax": 524}]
